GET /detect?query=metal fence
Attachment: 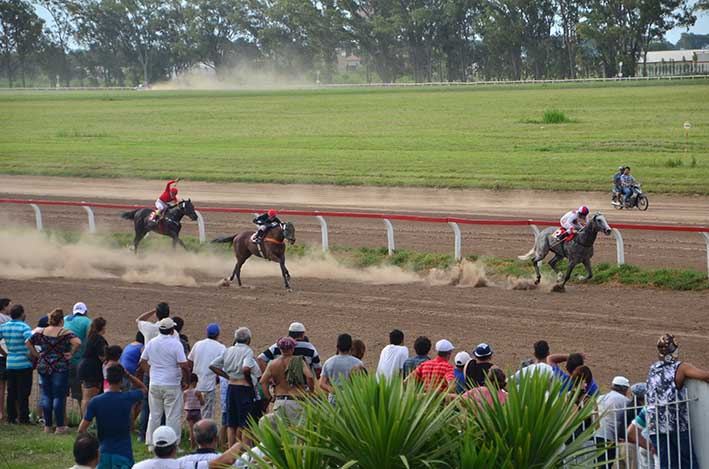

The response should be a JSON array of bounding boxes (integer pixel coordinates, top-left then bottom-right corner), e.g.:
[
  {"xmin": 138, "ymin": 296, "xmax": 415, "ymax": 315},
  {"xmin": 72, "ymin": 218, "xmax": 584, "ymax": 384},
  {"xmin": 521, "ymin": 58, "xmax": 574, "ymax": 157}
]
[{"xmin": 2, "ymin": 197, "xmax": 709, "ymax": 278}]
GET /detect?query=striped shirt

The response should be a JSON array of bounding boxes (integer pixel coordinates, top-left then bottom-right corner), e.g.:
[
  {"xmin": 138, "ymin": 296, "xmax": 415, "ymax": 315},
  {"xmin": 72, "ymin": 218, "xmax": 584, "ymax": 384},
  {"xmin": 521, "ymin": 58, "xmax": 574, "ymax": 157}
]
[
  {"xmin": 0, "ymin": 319, "xmax": 33, "ymax": 370},
  {"xmin": 413, "ymin": 356, "xmax": 455, "ymax": 392},
  {"xmin": 258, "ymin": 340, "xmax": 321, "ymax": 370}
]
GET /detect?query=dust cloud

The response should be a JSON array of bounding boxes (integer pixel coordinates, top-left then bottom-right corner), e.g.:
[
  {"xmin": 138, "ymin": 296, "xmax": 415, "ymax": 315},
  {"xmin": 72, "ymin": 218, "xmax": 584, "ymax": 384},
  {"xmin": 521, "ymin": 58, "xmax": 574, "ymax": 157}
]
[
  {"xmin": 0, "ymin": 230, "xmax": 421, "ymax": 287},
  {"xmin": 152, "ymin": 65, "xmax": 314, "ymax": 91}
]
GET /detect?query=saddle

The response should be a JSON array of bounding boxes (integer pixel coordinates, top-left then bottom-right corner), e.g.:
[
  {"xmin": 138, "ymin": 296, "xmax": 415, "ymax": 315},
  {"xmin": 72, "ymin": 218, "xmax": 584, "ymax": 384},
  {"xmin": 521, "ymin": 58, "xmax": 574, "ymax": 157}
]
[{"xmin": 553, "ymin": 228, "xmax": 575, "ymax": 243}]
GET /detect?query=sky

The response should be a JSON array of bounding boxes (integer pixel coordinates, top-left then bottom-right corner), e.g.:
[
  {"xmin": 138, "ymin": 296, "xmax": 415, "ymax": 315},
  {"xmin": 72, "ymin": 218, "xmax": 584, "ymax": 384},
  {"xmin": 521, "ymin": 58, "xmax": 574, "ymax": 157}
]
[{"xmin": 33, "ymin": 2, "xmax": 709, "ymax": 49}]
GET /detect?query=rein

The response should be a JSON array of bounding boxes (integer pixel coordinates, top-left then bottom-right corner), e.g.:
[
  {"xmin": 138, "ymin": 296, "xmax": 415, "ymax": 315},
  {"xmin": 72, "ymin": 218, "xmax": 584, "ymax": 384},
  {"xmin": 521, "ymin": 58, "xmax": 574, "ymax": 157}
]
[{"xmin": 265, "ymin": 237, "xmax": 285, "ymax": 245}]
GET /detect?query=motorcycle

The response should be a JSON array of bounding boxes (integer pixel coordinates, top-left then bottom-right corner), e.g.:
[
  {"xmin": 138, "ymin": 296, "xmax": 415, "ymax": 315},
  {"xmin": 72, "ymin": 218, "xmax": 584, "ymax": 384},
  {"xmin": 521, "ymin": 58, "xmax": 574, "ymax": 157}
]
[{"xmin": 611, "ymin": 183, "xmax": 648, "ymax": 211}]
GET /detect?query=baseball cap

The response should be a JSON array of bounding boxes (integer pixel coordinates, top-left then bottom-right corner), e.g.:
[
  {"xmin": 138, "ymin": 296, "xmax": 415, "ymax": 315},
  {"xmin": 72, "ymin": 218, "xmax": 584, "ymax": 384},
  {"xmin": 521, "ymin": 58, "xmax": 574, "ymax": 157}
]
[
  {"xmin": 288, "ymin": 322, "xmax": 305, "ymax": 333},
  {"xmin": 158, "ymin": 318, "xmax": 177, "ymax": 330},
  {"xmin": 474, "ymin": 343, "xmax": 493, "ymax": 358},
  {"xmin": 206, "ymin": 323, "xmax": 220, "ymax": 337},
  {"xmin": 454, "ymin": 351, "xmax": 471, "ymax": 366},
  {"xmin": 435, "ymin": 339, "xmax": 455, "ymax": 353},
  {"xmin": 72, "ymin": 302, "xmax": 88, "ymax": 315},
  {"xmin": 152, "ymin": 425, "xmax": 178, "ymax": 447},
  {"xmin": 612, "ymin": 376, "xmax": 630, "ymax": 388},
  {"xmin": 630, "ymin": 382, "xmax": 647, "ymax": 397}
]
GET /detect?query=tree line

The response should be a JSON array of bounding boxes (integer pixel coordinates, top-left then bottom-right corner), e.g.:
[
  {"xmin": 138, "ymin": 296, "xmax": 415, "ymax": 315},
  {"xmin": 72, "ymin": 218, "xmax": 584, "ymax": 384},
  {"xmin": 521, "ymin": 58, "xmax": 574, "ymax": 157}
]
[{"xmin": 0, "ymin": 0, "xmax": 704, "ymax": 87}]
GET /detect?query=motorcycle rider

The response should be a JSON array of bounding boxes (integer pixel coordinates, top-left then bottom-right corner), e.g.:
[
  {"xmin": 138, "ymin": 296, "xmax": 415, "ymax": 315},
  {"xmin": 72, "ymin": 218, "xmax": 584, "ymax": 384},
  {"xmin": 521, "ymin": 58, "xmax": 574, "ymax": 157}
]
[
  {"xmin": 556, "ymin": 205, "xmax": 590, "ymax": 241},
  {"xmin": 620, "ymin": 166, "xmax": 637, "ymax": 207},
  {"xmin": 612, "ymin": 166, "xmax": 625, "ymax": 205}
]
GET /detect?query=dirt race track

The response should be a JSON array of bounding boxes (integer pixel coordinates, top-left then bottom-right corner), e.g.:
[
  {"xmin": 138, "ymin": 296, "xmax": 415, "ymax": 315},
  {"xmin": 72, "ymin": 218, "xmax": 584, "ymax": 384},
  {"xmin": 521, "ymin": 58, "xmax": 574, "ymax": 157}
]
[{"xmin": 1, "ymin": 176, "xmax": 709, "ymax": 390}]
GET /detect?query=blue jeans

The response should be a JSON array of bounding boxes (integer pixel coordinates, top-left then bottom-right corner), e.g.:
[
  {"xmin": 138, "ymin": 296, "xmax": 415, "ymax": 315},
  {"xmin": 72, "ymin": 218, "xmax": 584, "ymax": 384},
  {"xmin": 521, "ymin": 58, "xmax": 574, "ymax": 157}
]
[
  {"xmin": 39, "ymin": 370, "xmax": 69, "ymax": 427},
  {"xmin": 621, "ymin": 186, "xmax": 633, "ymax": 203},
  {"xmin": 650, "ymin": 431, "xmax": 697, "ymax": 469}
]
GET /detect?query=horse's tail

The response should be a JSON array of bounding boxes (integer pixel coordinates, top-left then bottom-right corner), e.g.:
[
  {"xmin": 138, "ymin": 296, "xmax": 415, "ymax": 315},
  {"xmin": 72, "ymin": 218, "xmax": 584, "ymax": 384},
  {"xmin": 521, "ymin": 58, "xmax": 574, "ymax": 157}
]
[
  {"xmin": 121, "ymin": 209, "xmax": 139, "ymax": 220},
  {"xmin": 518, "ymin": 247, "xmax": 536, "ymax": 261},
  {"xmin": 211, "ymin": 234, "xmax": 237, "ymax": 245}
]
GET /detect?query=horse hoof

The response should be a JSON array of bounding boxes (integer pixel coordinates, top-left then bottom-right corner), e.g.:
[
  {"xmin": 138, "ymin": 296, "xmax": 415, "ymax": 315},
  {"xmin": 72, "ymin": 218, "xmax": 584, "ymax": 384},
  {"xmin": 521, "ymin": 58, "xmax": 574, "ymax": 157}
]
[
  {"xmin": 217, "ymin": 278, "xmax": 230, "ymax": 287},
  {"xmin": 534, "ymin": 278, "xmax": 541, "ymax": 285},
  {"xmin": 551, "ymin": 284, "xmax": 566, "ymax": 293}
]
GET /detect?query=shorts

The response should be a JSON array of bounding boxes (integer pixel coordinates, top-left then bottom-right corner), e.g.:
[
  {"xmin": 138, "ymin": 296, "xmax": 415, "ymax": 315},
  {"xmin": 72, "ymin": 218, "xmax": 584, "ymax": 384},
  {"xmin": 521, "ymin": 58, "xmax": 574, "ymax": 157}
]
[
  {"xmin": 0, "ymin": 356, "xmax": 7, "ymax": 381},
  {"xmin": 226, "ymin": 384, "xmax": 255, "ymax": 428},
  {"xmin": 185, "ymin": 409, "xmax": 202, "ymax": 422}
]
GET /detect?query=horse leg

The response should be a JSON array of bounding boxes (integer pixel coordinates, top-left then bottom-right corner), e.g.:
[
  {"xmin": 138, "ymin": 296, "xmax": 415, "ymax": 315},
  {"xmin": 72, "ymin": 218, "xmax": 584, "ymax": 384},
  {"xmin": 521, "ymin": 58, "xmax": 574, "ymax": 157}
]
[
  {"xmin": 173, "ymin": 236, "xmax": 187, "ymax": 251},
  {"xmin": 279, "ymin": 256, "xmax": 290, "ymax": 289},
  {"xmin": 561, "ymin": 260, "xmax": 578, "ymax": 288},
  {"xmin": 581, "ymin": 259, "xmax": 593, "ymax": 282},
  {"xmin": 133, "ymin": 230, "xmax": 146, "ymax": 254}
]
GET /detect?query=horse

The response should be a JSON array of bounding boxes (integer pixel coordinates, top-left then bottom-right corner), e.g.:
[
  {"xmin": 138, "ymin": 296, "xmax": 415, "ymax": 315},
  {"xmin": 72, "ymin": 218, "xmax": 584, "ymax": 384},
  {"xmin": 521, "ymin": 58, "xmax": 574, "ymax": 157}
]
[
  {"xmin": 518, "ymin": 212, "xmax": 612, "ymax": 289},
  {"xmin": 120, "ymin": 199, "xmax": 198, "ymax": 253},
  {"xmin": 212, "ymin": 222, "xmax": 296, "ymax": 289}
]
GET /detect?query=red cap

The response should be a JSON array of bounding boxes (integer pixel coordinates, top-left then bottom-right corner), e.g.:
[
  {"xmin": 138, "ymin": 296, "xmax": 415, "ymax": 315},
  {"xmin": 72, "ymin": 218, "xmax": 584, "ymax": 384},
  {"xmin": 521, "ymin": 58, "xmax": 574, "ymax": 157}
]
[
  {"xmin": 170, "ymin": 187, "xmax": 179, "ymax": 195},
  {"xmin": 268, "ymin": 209, "xmax": 277, "ymax": 217}
]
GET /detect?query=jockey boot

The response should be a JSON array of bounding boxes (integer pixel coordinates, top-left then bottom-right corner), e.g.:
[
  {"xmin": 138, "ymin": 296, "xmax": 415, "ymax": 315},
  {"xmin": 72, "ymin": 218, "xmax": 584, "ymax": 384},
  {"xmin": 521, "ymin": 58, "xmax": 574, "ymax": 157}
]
[{"xmin": 251, "ymin": 230, "xmax": 265, "ymax": 244}]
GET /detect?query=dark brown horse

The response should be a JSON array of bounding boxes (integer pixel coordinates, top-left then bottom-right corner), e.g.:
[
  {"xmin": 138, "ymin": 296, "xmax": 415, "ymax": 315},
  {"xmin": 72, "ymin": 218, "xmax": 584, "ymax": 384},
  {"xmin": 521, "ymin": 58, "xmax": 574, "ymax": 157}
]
[{"xmin": 212, "ymin": 222, "xmax": 296, "ymax": 289}]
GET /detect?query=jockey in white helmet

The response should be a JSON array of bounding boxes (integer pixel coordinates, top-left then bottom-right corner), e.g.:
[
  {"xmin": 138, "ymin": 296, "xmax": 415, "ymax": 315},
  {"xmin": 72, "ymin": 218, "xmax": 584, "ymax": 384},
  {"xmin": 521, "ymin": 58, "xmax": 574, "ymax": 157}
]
[{"xmin": 557, "ymin": 205, "xmax": 590, "ymax": 240}]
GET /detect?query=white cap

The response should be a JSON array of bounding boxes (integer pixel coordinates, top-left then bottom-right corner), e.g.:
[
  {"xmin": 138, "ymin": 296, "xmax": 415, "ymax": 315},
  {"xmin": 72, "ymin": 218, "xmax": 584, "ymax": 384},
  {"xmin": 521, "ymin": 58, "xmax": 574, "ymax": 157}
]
[
  {"xmin": 612, "ymin": 376, "xmax": 630, "ymax": 388},
  {"xmin": 288, "ymin": 322, "xmax": 305, "ymax": 333},
  {"xmin": 152, "ymin": 425, "xmax": 178, "ymax": 447},
  {"xmin": 454, "ymin": 351, "xmax": 471, "ymax": 366},
  {"xmin": 158, "ymin": 318, "xmax": 176, "ymax": 330},
  {"xmin": 72, "ymin": 302, "xmax": 88, "ymax": 315},
  {"xmin": 435, "ymin": 339, "xmax": 455, "ymax": 353}
]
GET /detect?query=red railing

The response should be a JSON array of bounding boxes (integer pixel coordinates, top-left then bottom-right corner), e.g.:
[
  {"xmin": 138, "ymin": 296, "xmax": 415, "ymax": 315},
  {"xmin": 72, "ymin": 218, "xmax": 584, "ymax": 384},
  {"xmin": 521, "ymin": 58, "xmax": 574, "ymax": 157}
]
[{"xmin": 1, "ymin": 197, "xmax": 708, "ymax": 276}]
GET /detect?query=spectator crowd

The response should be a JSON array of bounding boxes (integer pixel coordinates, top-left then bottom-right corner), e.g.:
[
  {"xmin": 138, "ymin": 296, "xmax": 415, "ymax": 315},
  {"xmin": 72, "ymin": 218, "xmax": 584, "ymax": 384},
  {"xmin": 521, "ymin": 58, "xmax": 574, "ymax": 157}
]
[{"xmin": 1, "ymin": 296, "xmax": 708, "ymax": 469}]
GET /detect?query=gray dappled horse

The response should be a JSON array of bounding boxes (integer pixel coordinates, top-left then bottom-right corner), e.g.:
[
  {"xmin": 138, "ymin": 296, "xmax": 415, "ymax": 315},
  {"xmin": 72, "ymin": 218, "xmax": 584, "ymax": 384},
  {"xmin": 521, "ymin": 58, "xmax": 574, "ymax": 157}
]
[{"xmin": 518, "ymin": 213, "xmax": 612, "ymax": 289}]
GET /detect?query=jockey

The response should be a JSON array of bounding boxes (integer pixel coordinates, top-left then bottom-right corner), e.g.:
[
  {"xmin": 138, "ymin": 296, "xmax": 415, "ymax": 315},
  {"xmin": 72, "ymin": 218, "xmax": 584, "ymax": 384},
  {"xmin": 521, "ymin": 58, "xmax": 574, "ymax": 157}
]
[
  {"xmin": 620, "ymin": 166, "xmax": 636, "ymax": 206},
  {"xmin": 557, "ymin": 205, "xmax": 589, "ymax": 241},
  {"xmin": 612, "ymin": 166, "xmax": 625, "ymax": 204},
  {"xmin": 251, "ymin": 209, "xmax": 282, "ymax": 243},
  {"xmin": 153, "ymin": 178, "xmax": 180, "ymax": 221}
]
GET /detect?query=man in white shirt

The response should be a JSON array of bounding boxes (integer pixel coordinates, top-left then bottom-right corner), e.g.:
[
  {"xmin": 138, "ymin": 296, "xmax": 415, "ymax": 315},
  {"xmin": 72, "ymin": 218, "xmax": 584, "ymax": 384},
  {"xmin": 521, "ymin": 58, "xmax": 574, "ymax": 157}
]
[
  {"xmin": 376, "ymin": 329, "xmax": 409, "ymax": 379},
  {"xmin": 177, "ymin": 419, "xmax": 221, "ymax": 466},
  {"xmin": 139, "ymin": 318, "xmax": 190, "ymax": 449},
  {"xmin": 133, "ymin": 426, "xmax": 182, "ymax": 469},
  {"xmin": 188, "ymin": 323, "xmax": 226, "ymax": 419},
  {"xmin": 135, "ymin": 302, "xmax": 171, "ymax": 344},
  {"xmin": 595, "ymin": 376, "xmax": 631, "ymax": 469}
]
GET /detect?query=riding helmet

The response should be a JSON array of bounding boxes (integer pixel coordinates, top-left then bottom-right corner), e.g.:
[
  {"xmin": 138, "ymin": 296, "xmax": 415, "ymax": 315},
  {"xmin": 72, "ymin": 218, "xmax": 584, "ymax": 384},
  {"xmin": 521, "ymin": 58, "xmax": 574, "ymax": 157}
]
[{"xmin": 577, "ymin": 205, "xmax": 590, "ymax": 216}]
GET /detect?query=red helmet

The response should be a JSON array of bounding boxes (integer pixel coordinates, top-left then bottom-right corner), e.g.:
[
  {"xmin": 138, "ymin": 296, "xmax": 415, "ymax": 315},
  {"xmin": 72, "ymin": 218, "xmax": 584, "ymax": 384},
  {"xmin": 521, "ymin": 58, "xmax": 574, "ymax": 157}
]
[
  {"xmin": 267, "ymin": 209, "xmax": 277, "ymax": 217},
  {"xmin": 577, "ymin": 205, "xmax": 589, "ymax": 216},
  {"xmin": 170, "ymin": 187, "xmax": 179, "ymax": 195}
]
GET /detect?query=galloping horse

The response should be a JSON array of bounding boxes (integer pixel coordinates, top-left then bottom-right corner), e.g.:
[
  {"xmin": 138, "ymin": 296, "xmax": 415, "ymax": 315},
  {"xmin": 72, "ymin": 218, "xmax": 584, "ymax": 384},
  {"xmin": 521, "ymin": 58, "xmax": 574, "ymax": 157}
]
[
  {"xmin": 212, "ymin": 222, "xmax": 296, "ymax": 289},
  {"xmin": 518, "ymin": 212, "xmax": 612, "ymax": 289},
  {"xmin": 121, "ymin": 199, "xmax": 198, "ymax": 253}
]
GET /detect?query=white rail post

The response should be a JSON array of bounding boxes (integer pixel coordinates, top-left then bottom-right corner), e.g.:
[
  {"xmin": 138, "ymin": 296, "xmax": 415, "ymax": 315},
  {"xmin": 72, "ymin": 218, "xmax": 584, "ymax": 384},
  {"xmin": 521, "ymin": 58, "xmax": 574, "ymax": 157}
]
[
  {"xmin": 448, "ymin": 222, "xmax": 462, "ymax": 261},
  {"xmin": 316, "ymin": 215, "xmax": 329, "ymax": 252},
  {"xmin": 195, "ymin": 210, "xmax": 206, "ymax": 244},
  {"xmin": 703, "ymin": 233, "xmax": 709, "ymax": 279},
  {"xmin": 383, "ymin": 219, "xmax": 395, "ymax": 255},
  {"xmin": 612, "ymin": 228, "xmax": 625, "ymax": 265},
  {"xmin": 81, "ymin": 205, "xmax": 96, "ymax": 234},
  {"xmin": 29, "ymin": 203, "xmax": 43, "ymax": 231}
]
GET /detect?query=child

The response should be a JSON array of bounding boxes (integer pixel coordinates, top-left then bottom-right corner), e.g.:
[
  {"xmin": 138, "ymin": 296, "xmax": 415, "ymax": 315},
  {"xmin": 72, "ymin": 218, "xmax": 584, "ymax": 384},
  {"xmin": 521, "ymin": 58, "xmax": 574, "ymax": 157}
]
[
  {"xmin": 102, "ymin": 345, "xmax": 123, "ymax": 392},
  {"xmin": 184, "ymin": 373, "xmax": 204, "ymax": 449}
]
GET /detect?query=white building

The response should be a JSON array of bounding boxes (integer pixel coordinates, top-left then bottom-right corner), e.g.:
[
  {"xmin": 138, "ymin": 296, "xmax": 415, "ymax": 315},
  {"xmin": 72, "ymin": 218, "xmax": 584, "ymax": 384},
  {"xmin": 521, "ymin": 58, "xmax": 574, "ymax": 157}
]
[{"xmin": 637, "ymin": 49, "xmax": 709, "ymax": 76}]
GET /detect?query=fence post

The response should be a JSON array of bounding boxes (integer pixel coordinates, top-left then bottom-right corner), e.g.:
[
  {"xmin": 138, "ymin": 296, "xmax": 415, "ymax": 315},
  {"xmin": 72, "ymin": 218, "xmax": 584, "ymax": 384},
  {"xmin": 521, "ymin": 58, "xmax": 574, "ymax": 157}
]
[
  {"xmin": 316, "ymin": 215, "xmax": 329, "ymax": 252},
  {"xmin": 703, "ymin": 233, "xmax": 709, "ymax": 279},
  {"xmin": 195, "ymin": 210, "xmax": 206, "ymax": 244},
  {"xmin": 448, "ymin": 222, "xmax": 462, "ymax": 261},
  {"xmin": 612, "ymin": 228, "xmax": 625, "ymax": 265},
  {"xmin": 383, "ymin": 219, "xmax": 395, "ymax": 255},
  {"xmin": 29, "ymin": 203, "xmax": 43, "ymax": 231},
  {"xmin": 81, "ymin": 205, "xmax": 96, "ymax": 234}
]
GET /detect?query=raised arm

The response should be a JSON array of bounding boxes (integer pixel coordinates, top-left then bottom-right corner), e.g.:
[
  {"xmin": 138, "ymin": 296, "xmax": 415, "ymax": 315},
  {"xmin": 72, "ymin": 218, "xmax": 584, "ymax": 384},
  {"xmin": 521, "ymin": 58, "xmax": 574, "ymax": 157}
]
[
  {"xmin": 677, "ymin": 362, "xmax": 709, "ymax": 385},
  {"xmin": 135, "ymin": 308, "xmax": 156, "ymax": 323}
]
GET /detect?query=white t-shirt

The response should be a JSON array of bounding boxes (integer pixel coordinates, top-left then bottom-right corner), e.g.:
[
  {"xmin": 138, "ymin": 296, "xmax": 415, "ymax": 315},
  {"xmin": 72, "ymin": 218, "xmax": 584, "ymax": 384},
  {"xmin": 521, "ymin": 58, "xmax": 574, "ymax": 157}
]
[
  {"xmin": 511, "ymin": 362, "xmax": 553, "ymax": 382},
  {"xmin": 376, "ymin": 344, "xmax": 409, "ymax": 379},
  {"xmin": 137, "ymin": 320, "xmax": 160, "ymax": 344},
  {"xmin": 188, "ymin": 339, "xmax": 226, "ymax": 392},
  {"xmin": 141, "ymin": 334, "xmax": 187, "ymax": 386},
  {"xmin": 133, "ymin": 458, "xmax": 184, "ymax": 469}
]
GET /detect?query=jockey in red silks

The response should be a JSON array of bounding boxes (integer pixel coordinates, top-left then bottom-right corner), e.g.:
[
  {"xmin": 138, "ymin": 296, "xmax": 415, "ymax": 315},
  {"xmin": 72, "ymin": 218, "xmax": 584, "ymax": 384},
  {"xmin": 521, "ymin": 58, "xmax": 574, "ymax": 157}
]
[
  {"xmin": 153, "ymin": 178, "xmax": 180, "ymax": 221},
  {"xmin": 556, "ymin": 205, "xmax": 589, "ymax": 241},
  {"xmin": 251, "ymin": 209, "xmax": 282, "ymax": 243}
]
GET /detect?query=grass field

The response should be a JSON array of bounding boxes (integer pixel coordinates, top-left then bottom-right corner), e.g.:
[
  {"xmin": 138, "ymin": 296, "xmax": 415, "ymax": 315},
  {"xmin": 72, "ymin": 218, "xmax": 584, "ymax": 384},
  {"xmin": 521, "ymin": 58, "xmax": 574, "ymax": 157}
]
[{"xmin": 1, "ymin": 80, "xmax": 708, "ymax": 193}]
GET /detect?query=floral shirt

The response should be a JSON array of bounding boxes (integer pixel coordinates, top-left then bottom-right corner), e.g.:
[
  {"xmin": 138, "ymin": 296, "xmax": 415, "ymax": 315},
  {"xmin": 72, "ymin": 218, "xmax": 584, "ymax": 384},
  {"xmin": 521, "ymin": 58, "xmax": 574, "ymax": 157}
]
[
  {"xmin": 29, "ymin": 330, "xmax": 77, "ymax": 375},
  {"xmin": 646, "ymin": 360, "xmax": 688, "ymax": 434}
]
